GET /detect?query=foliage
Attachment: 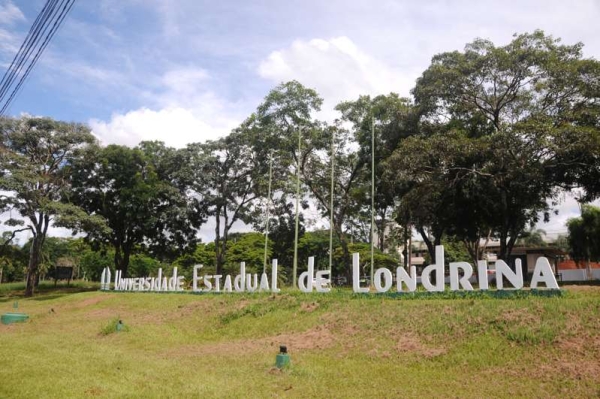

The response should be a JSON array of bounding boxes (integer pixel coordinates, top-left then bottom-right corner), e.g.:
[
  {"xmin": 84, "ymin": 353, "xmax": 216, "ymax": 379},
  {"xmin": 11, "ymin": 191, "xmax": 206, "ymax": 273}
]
[
  {"xmin": 70, "ymin": 143, "xmax": 199, "ymax": 277},
  {"xmin": 386, "ymin": 31, "xmax": 600, "ymax": 262},
  {"xmin": 183, "ymin": 130, "xmax": 267, "ymax": 275},
  {"xmin": 0, "ymin": 116, "xmax": 104, "ymax": 295},
  {"xmin": 224, "ymin": 232, "xmax": 271, "ymax": 274},
  {"xmin": 567, "ymin": 204, "xmax": 600, "ymax": 263},
  {"xmin": 173, "ymin": 243, "xmax": 217, "ymax": 279},
  {"xmin": 78, "ymin": 248, "xmax": 113, "ymax": 281}
]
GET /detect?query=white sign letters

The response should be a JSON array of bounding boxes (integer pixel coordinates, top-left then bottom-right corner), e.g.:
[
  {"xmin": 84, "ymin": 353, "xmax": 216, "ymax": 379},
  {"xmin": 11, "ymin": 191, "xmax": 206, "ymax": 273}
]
[{"xmin": 99, "ymin": 245, "xmax": 559, "ymax": 293}]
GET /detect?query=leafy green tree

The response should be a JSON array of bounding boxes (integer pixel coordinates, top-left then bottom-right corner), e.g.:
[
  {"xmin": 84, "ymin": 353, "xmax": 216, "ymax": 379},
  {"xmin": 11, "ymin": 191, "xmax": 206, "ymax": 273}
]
[
  {"xmin": 334, "ymin": 242, "xmax": 398, "ymax": 279},
  {"xmin": 392, "ymin": 31, "xmax": 600, "ymax": 262},
  {"xmin": 567, "ymin": 205, "xmax": 600, "ymax": 268},
  {"xmin": 250, "ymin": 81, "xmax": 323, "ymax": 279},
  {"xmin": 128, "ymin": 253, "xmax": 162, "ymax": 277},
  {"xmin": 0, "ymin": 231, "xmax": 27, "ymax": 283},
  {"xmin": 0, "ymin": 117, "xmax": 105, "ymax": 296},
  {"xmin": 517, "ymin": 228, "xmax": 547, "ymax": 247},
  {"xmin": 262, "ymin": 198, "xmax": 306, "ymax": 279},
  {"xmin": 225, "ymin": 232, "xmax": 271, "ymax": 274},
  {"xmin": 183, "ymin": 130, "xmax": 267, "ymax": 275},
  {"xmin": 70, "ymin": 143, "xmax": 199, "ymax": 277},
  {"xmin": 335, "ymin": 94, "xmax": 417, "ymax": 252},
  {"xmin": 79, "ymin": 249, "xmax": 113, "ymax": 281},
  {"xmin": 299, "ymin": 123, "xmax": 366, "ymax": 278},
  {"xmin": 137, "ymin": 141, "xmax": 206, "ymax": 262},
  {"xmin": 298, "ymin": 230, "xmax": 336, "ymax": 272},
  {"xmin": 173, "ymin": 242, "xmax": 216, "ymax": 279}
]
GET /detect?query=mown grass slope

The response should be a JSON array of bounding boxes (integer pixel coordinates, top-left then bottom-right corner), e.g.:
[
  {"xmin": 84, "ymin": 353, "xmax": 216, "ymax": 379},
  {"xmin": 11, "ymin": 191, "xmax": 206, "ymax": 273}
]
[{"xmin": 1, "ymin": 285, "xmax": 599, "ymax": 398}]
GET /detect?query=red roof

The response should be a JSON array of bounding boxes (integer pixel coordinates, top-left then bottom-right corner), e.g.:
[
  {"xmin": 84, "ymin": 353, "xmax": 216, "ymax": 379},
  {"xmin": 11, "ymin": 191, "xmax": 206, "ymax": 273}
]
[{"xmin": 558, "ymin": 260, "xmax": 600, "ymax": 270}]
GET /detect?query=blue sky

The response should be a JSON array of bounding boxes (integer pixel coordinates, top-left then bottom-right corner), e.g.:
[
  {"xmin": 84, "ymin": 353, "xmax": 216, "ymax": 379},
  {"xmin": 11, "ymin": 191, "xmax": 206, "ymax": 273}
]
[{"xmin": 1, "ymin": 0, "xmax": 599, "ymax": 238}]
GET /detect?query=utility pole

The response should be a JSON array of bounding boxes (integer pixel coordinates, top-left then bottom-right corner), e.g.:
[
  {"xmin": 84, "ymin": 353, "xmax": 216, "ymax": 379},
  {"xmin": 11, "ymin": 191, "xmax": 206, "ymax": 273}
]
[
  {"xmin": 370, "ymin": 116, "xmax": 375, "ymax": 285},
  {"xmin": 329, "ymin": 128, "xmax": 335, "ymax": 278},
  {"xmin": 263, "ymin": 152, "xmax": 273, "ymax": 274},
  {"xmin": 292, "ymin": 128, "xmax": 301, "ymax": 288}
]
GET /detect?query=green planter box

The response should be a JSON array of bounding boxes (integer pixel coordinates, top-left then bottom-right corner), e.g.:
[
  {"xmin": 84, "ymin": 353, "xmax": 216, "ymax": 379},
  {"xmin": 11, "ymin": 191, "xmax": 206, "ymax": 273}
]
[{"xmin": 1, "ymin": 313, "xmax": 29, "ymax": 325}]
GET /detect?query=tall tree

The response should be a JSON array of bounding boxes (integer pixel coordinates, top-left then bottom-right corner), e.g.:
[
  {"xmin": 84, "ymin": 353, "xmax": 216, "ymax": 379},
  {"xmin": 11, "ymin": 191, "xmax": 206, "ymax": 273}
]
[
  {"xmin": 184, "ymin": 130, "xmax": 267, "ymax": 275},
  {"xmin": 0, "ymin": 117, "xmax": 103, "ymax": 296},
  {"xmin": 249, "ymin": 81, "xmax": 323, "ymax": 279},
  {"xmin": 70, "ymin": 143, "xmax": 199, "ymax": 277},
  {"xmin": 335, "ymin": 94, "xmax": 417, "ymax": 253},
  {"xmin": 299, "ymin": 122, "xmax": 366, "ymax": 278},
  {"xmin": 404, "ymin": 30, "xmax": 600, "ymax": 261},
  {"xmin": 567, "ymin": 205, "xmax": 600, "ymax": 270}
]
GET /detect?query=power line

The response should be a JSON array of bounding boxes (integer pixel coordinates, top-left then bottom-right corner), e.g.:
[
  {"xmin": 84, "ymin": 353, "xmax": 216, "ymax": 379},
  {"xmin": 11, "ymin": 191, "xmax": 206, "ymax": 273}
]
[
  {"xmin": 0, "ymin": 0, "xmax": 76, "ymax": 116},
  {"xmin": 0, "ymin": 0, "xmax": 58, "ymax": 102}
]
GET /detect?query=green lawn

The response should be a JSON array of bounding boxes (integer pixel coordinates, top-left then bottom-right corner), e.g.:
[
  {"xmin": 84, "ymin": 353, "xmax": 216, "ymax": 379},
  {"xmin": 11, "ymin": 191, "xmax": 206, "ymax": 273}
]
[{"xmin": 1, "ymin": 284, "xmax": 599, "ymax": 398}]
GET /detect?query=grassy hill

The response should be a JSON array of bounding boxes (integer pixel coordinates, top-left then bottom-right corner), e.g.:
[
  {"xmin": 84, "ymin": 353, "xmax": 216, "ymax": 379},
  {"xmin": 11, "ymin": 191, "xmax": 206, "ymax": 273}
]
[{"xmin": 1, "ymin": 284, "xmax": 599, "ymax": 398}]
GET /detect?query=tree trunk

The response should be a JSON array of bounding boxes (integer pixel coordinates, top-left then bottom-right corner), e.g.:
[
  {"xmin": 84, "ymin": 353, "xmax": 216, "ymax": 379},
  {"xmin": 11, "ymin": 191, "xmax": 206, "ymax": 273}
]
[
  {"xmin": 113, "ymin": 244, "xmax": 131, "ymax": 277},
  {"xmin": 339, "ymin": 237, "xmax": 352, "ymax": 282},
  {"xmin": 25, "ymin": 235, "xmax": 43, "ymax": 297},
  {"xmin": 418, "ymin": 226, "xmax": 435, "ymax": 263}
]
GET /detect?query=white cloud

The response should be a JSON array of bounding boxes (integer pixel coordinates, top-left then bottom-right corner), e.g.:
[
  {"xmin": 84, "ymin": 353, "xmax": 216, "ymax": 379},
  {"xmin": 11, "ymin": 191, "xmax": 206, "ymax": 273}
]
[
  {"xmin": 258, "ymin": 36, "xmax": 414, "ymax": 117},
  {"xmin": 89, "ymin": 67, "xmax": 243, "ymax": 148},
  {"xmin": 0, "ymin": 1, "xmax": 24, "ymax": 25},
  {"xmin": 90, "ymin": 106, "xmax": 233, "ymax": 148},
  {"xmin": 0, "ymin": 2, "xmax": 24, "ymax": 56}
]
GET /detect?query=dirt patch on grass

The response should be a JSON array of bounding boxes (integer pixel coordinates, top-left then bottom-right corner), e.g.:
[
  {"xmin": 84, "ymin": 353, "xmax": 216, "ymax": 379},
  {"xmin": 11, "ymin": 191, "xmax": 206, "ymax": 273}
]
[
  {"xmin": 176, "ymin": 300, "xmax": 217, "ymax": 317},
  {"xmin": 268, "ymin": 325, "xmax": 334, "ymax": 350},
  {"xmin": 76, "ymin": 295, "xmax": 115, "ymax": 308},
  {"xmin": 299, "ymin": 302, "xmax": 320, "ymax": 313},
  {"xmin": 85, "ymin": 308, "xmax": 118, "ymax": 319},
  {"xmin": 394, "ymin": 333, "xmax": 447, "ymax": 358},
  {"xmin": 84, "ymin": 386, "xmax": 106, "ymax": 396},
  {"xmin": 496, "ymin": 308, "xmax": 539, "ymax": 325},
  {"xmin": 556, "ymin": 334, "xmax": 600, "ymax": 354},
  {"xmin": 167, "ymin": 325, "xmax": 336, "ymax": 357},
  {"xmin": 536, "ymin": 359, "xmax": 600, "ymax": 381}
]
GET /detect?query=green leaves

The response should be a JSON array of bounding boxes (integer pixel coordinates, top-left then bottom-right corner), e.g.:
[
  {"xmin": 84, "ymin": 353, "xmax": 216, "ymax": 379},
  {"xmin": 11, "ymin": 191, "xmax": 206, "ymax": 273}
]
[
  {"xmin": 567, "ymin": 205, "xmax": 600, "ymax": 262},
  {"xmin": 0, "ymin": 116, "xmax": 98, "ymax": 295}
]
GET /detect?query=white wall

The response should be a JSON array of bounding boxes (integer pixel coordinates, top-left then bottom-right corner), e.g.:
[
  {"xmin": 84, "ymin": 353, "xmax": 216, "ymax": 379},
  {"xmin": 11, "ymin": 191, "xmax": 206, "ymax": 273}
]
[{"xmin": 559, "ymin": 269, "xmax": 588, "ymax": 281}]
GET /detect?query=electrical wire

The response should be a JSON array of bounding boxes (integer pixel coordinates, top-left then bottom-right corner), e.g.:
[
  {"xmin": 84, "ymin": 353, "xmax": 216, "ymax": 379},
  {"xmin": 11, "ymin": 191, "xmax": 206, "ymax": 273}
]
[
  {"xmin": 0, "ymin": 0, "xmax": 76, "ymax": 116},
  {"xmin": 0, "ymin": 0, "xmax": 58, "ymax": 102}
]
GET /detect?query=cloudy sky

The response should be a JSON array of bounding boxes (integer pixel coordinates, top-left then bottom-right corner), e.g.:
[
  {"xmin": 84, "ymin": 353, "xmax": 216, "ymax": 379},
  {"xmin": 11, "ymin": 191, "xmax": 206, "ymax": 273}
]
[{"xmin": 1, "ymin": 0, "xmax": 599, "ymax": 239}]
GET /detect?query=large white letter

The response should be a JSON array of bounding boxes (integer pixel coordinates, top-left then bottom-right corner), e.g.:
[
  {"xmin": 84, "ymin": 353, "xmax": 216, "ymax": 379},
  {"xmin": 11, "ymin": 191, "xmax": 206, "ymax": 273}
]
[
  {"xmin": 246, "ymin": 274, "xmax": 258, "ymax": 292},
  {"xmin": 234, "ymin": 262, "xmax": 246, "ymax": 292},
  {"xmin": 271, "ymin": 259, "xmax": 280, "ymax": 293},
  {"xmin": 353, "ymin": 253, "xmax": 369, "ymax": 293},
  {"xmin": 449, "ymin": 262, "xmax": 474, "ymax": 291},
  {"xmin": 530, "ymin": 257, "xmax": 559, "ymax": 289},
  {"xmin": 374, "ymin": 268, "xmax": 393, "ymax": 293},
  {"xmin": 421, "ymin": 246, "xmax": 445, "ymax": 292},
  {"xmin": 213, "ymin": 275, "xmax": 222, "ymax": 292},
  {"xmin": 100, "ymin": 268, "xmax": 106, "ymax": 290},
  {"xmin": 315, "ymin": 270, "xmax": 331, "ymax": 293},
  {"xmin": 192, "ymin": 265, "xmax": 203, "ymax": 292},
  {"xmin": 259, "ymin": 273, "xmax": 270, "ymax": 292},
  {"xmin": 477, "ymin": 260, "xmax": 489, "ymax": 290},
  {"xmin": 495, "ymin": 259, "xmax": 523, "ymax": 289},
  {"xmin": 223, "ymin": 275, "xmax": 233, "ymax": 292},
  {"xmin": 396, "ymin": 266, "xmax": 417, "ymax": 292},
  {"xmin": 298, "ymin": 257, "xmax": 315, "ymax": 293}
]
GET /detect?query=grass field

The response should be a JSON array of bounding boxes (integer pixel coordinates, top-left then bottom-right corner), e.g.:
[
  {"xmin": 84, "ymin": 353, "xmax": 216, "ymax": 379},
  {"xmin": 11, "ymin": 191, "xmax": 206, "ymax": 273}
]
[{"xmin": 1, "ymin": 283, "xmax": 599, "ymax": 398}]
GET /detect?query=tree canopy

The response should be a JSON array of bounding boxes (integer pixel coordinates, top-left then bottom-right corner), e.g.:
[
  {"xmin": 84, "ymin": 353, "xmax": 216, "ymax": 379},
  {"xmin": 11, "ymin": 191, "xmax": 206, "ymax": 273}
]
[{"xmin": 1, "ymin": 31, "xmax": 599, "ymax": 292}]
